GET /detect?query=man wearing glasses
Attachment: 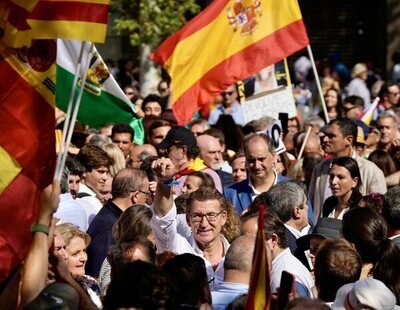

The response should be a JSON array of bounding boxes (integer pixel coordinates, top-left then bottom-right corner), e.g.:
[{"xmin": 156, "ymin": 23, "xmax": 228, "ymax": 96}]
[
  {"xmin": 151, "ymin": 157, "xmax": 229, "ymax": 290},
  {"xmin": 224, "ymin": 133, "xmax": 290, "ymax": 214},
  {"xmin": 208, "ymin": 84, "xmax": 245, "ymax": 126},
  {"xmin": 86, "ymin": 168, "xmax": 150, "ymax": 277}
]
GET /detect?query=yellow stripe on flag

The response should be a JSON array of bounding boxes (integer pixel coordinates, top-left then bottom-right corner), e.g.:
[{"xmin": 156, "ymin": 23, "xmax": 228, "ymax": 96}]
[
  {"xmin": 166, "ymin": 0, "xmax": 303, "ymax": 102},
  {"xmin": 6, "ymin": 55, "xmax": 55, "ymax": 107},
  {"xmin": 28, "ymin": 20, "xmax": 107, "ymax": 43},
  {"xmin": 0, "ymin": 146, "xmax": 22, "ymax": 194}
]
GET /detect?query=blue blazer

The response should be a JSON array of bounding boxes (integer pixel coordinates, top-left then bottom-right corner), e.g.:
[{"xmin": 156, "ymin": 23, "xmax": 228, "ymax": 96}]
[{"xmin": 224, "ymin": 175, "xmax": 290, "ymax": 214}]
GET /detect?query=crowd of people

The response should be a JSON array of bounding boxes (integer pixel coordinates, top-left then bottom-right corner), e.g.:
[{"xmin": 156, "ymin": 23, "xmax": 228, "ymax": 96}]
[{"xmin": 9, "ymin": 56, "xmax": 400, "ymax": 309}]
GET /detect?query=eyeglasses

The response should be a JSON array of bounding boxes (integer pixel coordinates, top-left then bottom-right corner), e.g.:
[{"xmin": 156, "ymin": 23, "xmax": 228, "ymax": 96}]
[
  {"xmin": 159, "ymin": 88, "xmax": 168, "ymax": 92},
  {"xmin": 138, "ymin": 190, "xmax": 151, "ymax": 197},
  {"xmin": 125, "ymin": 92, "xmax": 134, "ymax": 95},
  {"xmin": 221, "ymin": 91, "xmax": 234, "ymax": 97},
  {"xmin": 190, "ymin": 211, "xmax": 224, "ymax": 222}
]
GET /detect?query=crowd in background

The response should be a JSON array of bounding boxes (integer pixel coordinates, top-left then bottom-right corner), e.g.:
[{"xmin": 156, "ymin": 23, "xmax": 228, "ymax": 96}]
[{"xmin": 10, "ymin": 52, "xmax": 400, "ymax": 309}]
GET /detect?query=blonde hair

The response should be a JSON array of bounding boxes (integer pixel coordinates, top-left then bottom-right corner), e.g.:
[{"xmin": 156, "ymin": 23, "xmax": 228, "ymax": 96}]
[
  {"xmin": 101, "ymin": 143, "xmax": 126, "ymax": 177},
  {"xmin": 57, "ymin": 223, "xmax": 91, "ymax": 247}
]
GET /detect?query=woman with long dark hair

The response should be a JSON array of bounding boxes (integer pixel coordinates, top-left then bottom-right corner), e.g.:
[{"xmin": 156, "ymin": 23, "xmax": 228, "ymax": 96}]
[
  {"xmin": 322, "ymin": 156, "xmax": 362, "ymax": 219},
  {"xmin": 342, "ymin": 207, "xmax": 400, "ymax": 304}
]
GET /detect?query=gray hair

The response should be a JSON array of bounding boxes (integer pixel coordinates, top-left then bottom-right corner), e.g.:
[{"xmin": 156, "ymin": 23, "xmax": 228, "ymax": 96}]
[
  {"xmin": 60, "ymin": 166, "xmax": 70, "ymax": 194},
  {"xmin": 246, "ymin": 116, "xmax": 275, "ymax": 132},
  {"xmin": 377, "ymin": 110, "xmax": 399, "ymax": 126},
  {"xmin": 112, "ymin": 168, "xmax": 147, "ymax": 199},
  {"xmin": 88, "ymin": 134, "xmax": 112, "ymax": 147},
  {"xmin": 304, "ymin": 116, "xmax": 325, "ymax": 130},
  {"xmin": 264, "ymin": 181, "xmax": 306, "ymax": 223}
]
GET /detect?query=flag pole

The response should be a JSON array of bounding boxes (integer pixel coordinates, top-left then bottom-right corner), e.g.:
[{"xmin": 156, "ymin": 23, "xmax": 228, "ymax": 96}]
[
  {"xmin": 297, "ymin": 126, "xmax": 312, "ymax": 160},
  {"xmin": 55, "ymin": 42, "xmax": 95, "ymax": 181},
  {"xmin": 306, "ymin": 44, "xmax": 329, "ymax": 124},
  {"xmin": 55, "ymin": 41, "xmax": 86, "ymax": 180}
]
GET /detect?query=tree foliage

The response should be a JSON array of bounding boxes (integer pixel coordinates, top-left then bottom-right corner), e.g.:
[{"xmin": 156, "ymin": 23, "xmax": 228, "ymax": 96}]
[{"xmin": 111, "ymin": 0, "xmax": 200, "ymax": 48}]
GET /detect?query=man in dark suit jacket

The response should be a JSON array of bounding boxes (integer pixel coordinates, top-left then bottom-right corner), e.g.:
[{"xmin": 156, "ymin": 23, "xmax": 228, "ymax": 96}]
[{"xmin": 224, "ymin": 133, "xmax": 290, "ymax": 214}]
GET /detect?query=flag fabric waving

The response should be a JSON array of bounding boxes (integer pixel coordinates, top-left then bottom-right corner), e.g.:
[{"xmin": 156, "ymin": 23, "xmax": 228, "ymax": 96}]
[
  {"xmin": 56, "ymin": 39, "xmax": 145, "ymax": 145},
  {"xmin": 153, "ymin": 0, "xmax": 309, "ymax": 125},
  {"xmin": 0, "ymin": 40, "xmax": 56, "ymax": 283},
  {"xmin": 1, "ymin": 0, "xmax": 110, "ymax": 48},
  {"xmin": 360, "ymin": 97, "xmax": 380, "ymax": 126},
  {"xmin": 246, "ymin": 205, "xmax": 271, "ymax": 310}
]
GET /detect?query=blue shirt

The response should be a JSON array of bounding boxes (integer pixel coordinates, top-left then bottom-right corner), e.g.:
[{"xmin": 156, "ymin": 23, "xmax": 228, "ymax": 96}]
[{"xmin": 208, "ymin": 102, "xmax": 245, "ymax": 126}]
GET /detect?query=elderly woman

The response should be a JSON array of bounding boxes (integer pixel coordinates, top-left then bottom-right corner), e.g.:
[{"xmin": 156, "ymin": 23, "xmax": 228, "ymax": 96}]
[{"xmin": 57, "ymin": 223, "xmax": 101, "ymax": 308}]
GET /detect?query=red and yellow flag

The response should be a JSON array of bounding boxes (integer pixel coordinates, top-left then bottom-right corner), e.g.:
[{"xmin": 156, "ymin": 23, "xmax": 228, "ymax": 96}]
[
  {"xmin": 0, "ymin": 40, "xmax": 56, "ymax": 282},
  {"xmin": 1, "ymin": 0, "xmax": 109, "ymax": 48},
  {"xmin": 153, "ymin": 0, "xmax": 309, "ymax": 125},
  {"xmin": 246, "ymin": 206, "xmax": 271, "ymax": 310}
]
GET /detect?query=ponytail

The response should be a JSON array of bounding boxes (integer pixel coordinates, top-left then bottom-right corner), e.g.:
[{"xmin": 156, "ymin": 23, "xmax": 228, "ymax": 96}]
[{"xmin": 373, "ymin": 238, "xmax": 400, "ymax": 304}]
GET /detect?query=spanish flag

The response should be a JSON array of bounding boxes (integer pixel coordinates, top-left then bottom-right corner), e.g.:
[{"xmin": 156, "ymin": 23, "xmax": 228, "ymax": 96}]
[
  {"xmin": 153, "ymin": 0, "xmax": 309, "ymax": 125},
  {"xmin": 0, "ymin": 40, "xmax": 56, "ymax": 283},
  {"xmin": 246, "ymin": 206, "xmax": 271, "ymax": 309},
  {"xmin": 1, "ymin": 0, "xmax": 109, "ymax": 48}
]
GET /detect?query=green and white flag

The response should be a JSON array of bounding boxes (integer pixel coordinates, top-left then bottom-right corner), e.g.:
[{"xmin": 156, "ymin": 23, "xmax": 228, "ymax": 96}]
[{"xmin": 56, "ymin": 39, "xmax": 144, "ymax": 144}]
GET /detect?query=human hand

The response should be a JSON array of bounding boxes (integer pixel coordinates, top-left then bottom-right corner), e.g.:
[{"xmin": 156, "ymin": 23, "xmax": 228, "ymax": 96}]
[
  {"xmin": 50, "ymin": 252, "xmax": 73, "ymax": 284},
  {"xmin": 38, "ymin": 180, "xmax": 60, "ymax": 224},
  {"xmin": 151, "ymin": 157, "xmax": 176, "ymax": 181}
]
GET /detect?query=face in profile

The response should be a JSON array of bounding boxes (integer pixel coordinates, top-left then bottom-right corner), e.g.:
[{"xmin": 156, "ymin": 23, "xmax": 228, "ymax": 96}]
[{"xmin": 182, "ymin": 175, "xmax": 202, "ymax": 195}]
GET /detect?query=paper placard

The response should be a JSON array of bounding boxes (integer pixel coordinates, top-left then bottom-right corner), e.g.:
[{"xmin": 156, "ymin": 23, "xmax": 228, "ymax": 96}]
[
  {"xmin": 242, "ymin": 86, "xmax": 297, "ymax": 124},
  {"xmin": 266, "ymin": 120, "xmax": 286, "ymax": 154}
]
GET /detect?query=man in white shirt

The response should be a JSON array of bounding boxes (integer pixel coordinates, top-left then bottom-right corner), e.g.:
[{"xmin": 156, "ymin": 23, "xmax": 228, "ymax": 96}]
[
  {"xmin": 240, "ymin": 209, "xmax": 314, "ymax": 297},
  {"xmin": 150, "ymin": 157, "xmax": 229, "ymax": 289},
  {"xmin": 75, "ymin": 145, "xmax": 114, "ymax": 223}
]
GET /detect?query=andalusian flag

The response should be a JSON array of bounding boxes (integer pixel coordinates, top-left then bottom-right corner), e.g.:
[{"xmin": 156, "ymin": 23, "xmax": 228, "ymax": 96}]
[
  {"xmin": 246, "ymin": 206, "xmax": 271, "ymax": 309},
  {"xmin": 1, "ymin": 0, "xmax": 109, "ymax": 48},
  {"xmin": 56, "ymin": 40, "xmax": 145, "ymax": 144},
  {"xmin": 0, "ymin": 40, "xmax": 56, "ymax": 282},
  {"xmin": 153, "ymin": 0, "xmax": 309, "ymax": 125}
]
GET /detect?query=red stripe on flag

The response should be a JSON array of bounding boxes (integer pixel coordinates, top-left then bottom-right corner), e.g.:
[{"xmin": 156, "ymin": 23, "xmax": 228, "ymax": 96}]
[
  {"xmin": 0, "ymin": 60, "xmax": 55, "ymax": 186},
  {"xmin": 0, "ymin": 174, "xmax": 40, "ymax": 282},
  {"xmin": 152, "ymin": 0, "xmax": 228, "ymax": 65},
  {"xmin": 172, "ymin": 19, "xmax": 309, "ymax": 125},
  {"xmin": 29, "ymin": 1, "xmax": 108, "ymax": 23}
]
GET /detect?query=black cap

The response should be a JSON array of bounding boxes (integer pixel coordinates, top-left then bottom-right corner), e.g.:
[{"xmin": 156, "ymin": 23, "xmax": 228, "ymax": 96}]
[
  {"xmin": 157, "ymin": 126, "xmax": 196, "ymax": 150},
  {"xmin": 296, "ymin": 217, "xmax": 342, "ymax": 249}
]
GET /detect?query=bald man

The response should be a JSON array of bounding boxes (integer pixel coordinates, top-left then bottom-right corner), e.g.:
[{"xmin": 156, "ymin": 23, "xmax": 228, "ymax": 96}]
[
  {"xmin": 197, "ymin": 134, "xmax": 232, "ymax": 187},
  {"xmin": 212, "ymin": 235, "xmax": 261, "ymax": 309},
  {"xmin": 129, "ymin": 144, "xmax": 158, "ymax": 168}
]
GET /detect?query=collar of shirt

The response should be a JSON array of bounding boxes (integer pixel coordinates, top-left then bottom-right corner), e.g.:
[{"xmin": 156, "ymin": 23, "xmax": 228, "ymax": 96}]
[
  {"xmin": 285, "ymin": 223, "xmax": 311, "ymax": 239},
  {"xmin": 190, "ymin": 234, "xmax": 230, "ymax": 258},
  {"xmin": 248, "ymin": 169, "xmax": 278, "ymax": 198},
  {"xmin": 79, "ymin": 183, "xmax": 96, "ymax": 196}
]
